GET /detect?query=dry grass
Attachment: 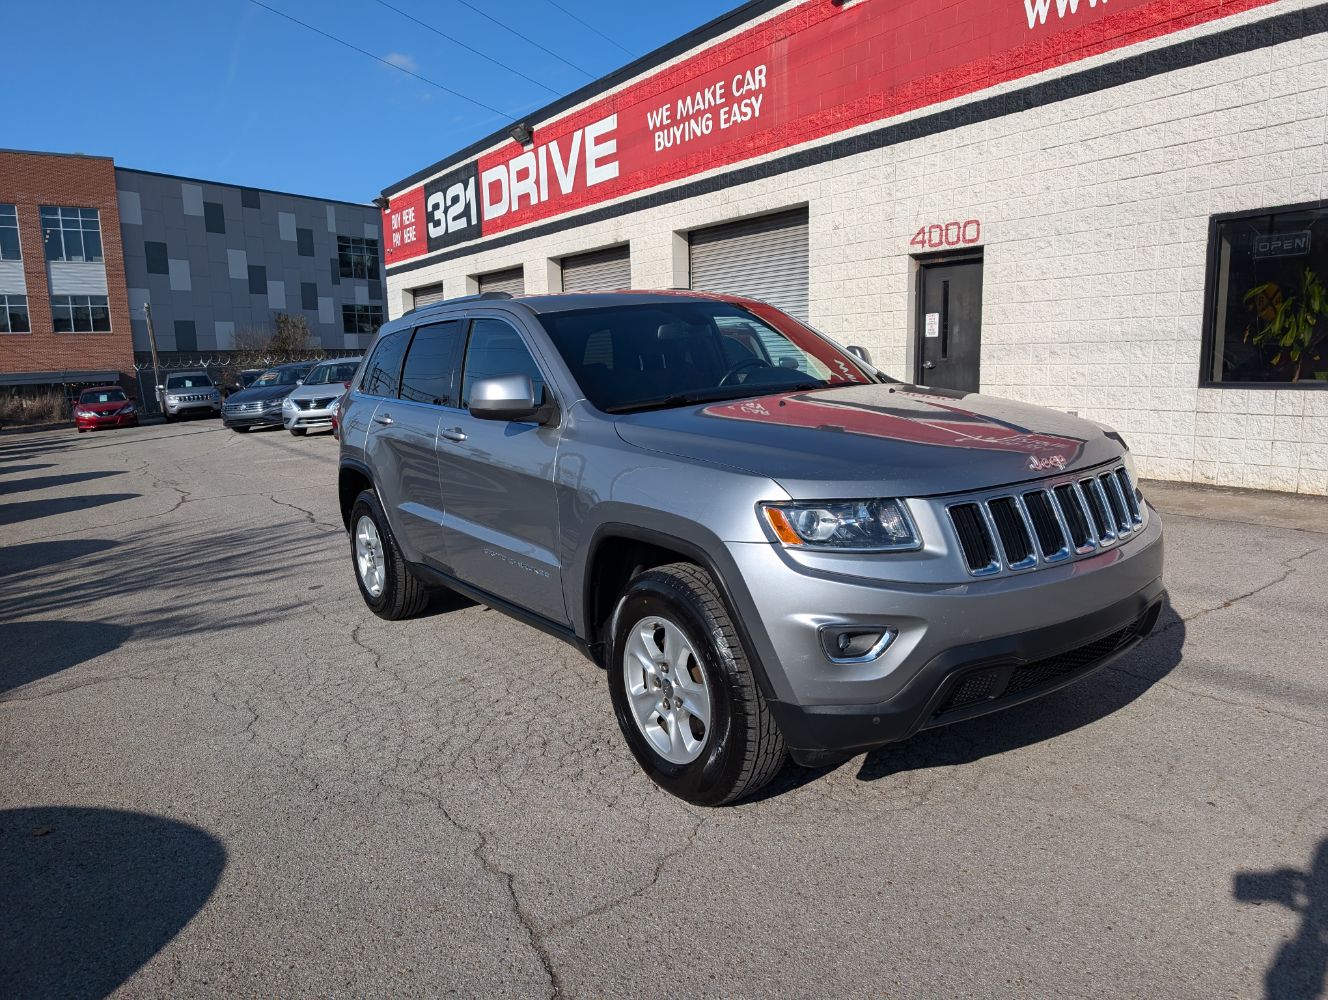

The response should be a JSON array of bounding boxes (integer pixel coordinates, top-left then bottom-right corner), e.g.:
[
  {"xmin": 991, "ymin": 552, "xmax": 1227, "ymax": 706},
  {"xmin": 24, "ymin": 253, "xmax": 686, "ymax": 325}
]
[{"xmin": 0, "ymin": 391, "xmax": 71, "ymax": 425}]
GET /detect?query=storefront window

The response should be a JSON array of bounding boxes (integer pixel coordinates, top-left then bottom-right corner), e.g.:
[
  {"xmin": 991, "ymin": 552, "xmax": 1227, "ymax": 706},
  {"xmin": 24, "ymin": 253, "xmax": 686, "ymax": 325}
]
[{"xmin": 1204, "ymin": 202, "xmax": 1327, "ymax": 385}]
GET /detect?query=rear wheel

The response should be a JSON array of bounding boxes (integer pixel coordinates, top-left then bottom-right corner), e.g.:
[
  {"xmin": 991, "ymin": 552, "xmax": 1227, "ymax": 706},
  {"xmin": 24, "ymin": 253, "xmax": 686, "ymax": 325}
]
[
  {"xmin": 608, "ymin": 562, "xmax": 786, "ymax": 806},
  {"xmin": 349, "ymin": 488, "xmax": 430, "ymax": 620}
]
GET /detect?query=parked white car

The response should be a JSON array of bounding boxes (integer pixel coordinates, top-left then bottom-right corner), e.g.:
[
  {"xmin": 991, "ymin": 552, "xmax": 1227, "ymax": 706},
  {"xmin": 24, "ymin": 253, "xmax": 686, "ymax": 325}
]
[{"xmin": 282, "ymin": 358, "xmax": 362, "ymax": 436}]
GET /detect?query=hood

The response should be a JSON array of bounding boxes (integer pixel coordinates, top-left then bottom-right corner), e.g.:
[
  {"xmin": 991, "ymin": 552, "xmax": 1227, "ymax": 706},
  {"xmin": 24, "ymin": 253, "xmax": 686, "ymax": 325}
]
[
  {"xmin": 613, "ymin": 383, "xmax": 1124, "ymax": 498},
  {"xmin": 285, "ymin": 381, "xmax": 346, "ymax": 402},
  {"xmin": 80, "ymin": 399, "xmax": 132, "ymax": 414},
  {"xmin": 227, "ymin": 383, "xmax": 297, "ymax": 404}
]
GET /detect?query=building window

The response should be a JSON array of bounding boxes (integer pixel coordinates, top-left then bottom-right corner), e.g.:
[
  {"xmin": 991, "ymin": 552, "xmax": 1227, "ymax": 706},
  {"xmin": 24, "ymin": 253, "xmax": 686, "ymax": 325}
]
[
  {"xmin": 0, "ymin": 294, "xmax": 29, "ymax": 333},
  {"xmin": 241, "ymin": 188, "xmax": 261, "ymax": 210},
  {"xmin": 50, "ymin": 294, "xmax": 112, "ymax": 333},
  {"xmin": 296, "ymin": 227, "xmax": 314, "ymax": 257},
  {"xmin": 41, "ymin": 206, "xmax": 104, "ymax": 263},
  {"xmin": 204, "ymin": 201, "xmax": 226, "ymax": 235},
  {"xmin": 0, "ymin": 205, "xmax": 20, "ymax": 261},
  {"xmin": 1204, "ymin": 201, "xmax": 1328, "ymax": 386},
  {"xmin": 144, "ymin": 240, "xmax": 168, "ymax": 274},
  {"xmin": 337, "ymin": 236, "xmax": 380, "ymax": 280},
  {"xmin": 342, "ymin": 304, "xmax": 383, "ymax": 335}
]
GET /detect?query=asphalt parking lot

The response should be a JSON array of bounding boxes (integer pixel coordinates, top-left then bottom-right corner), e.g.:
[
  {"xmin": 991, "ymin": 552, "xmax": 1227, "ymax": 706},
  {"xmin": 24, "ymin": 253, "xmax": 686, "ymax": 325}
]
[{"xmin": 1, "ymin": 421, "xmax": 1325, "ymax": 999}]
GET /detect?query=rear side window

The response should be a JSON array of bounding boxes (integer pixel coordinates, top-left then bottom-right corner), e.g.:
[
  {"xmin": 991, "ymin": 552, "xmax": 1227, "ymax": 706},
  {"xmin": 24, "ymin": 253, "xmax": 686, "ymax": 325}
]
[
  {"xmin": 360, "ymin": 329, "xmax": 408, "ymax": 397},
  {"xmin": 400, "ymin": 320, "xmax": 465, "ymax": 407},
  {"xmin": 460, "ymin": 318, "xmax": 547, "ymax": 407}
]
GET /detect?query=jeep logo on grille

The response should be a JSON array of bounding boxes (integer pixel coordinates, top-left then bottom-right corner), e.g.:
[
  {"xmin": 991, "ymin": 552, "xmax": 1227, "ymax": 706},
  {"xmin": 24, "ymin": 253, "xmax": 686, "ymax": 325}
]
[{"xmin": 1028, "ymin": 454, "xmax": 1068, "ymax": 471}]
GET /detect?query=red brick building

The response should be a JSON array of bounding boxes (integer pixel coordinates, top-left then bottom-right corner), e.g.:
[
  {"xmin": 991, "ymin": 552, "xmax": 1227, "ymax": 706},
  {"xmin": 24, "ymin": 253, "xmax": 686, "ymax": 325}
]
[{"xmin": 0, "ymin": 149, "xmax": 134, "ymax": 392}]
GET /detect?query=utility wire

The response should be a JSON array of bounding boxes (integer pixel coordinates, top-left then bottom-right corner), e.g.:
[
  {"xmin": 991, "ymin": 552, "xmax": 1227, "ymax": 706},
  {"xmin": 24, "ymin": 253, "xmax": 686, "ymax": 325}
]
[
  {"xmin": 369, "ymin": 0, "xmax": 564, "ymax": 96},
  {"xmin": 450, "ymin": 0, "xmax": 597, "ymax": 79},
  {"xmin": 542, "ymin": 0, "xmax": 637, "ymax": 58},
  {"xmin": 245, "ymin": 0, "xmax": 516, "ymax": 118}
]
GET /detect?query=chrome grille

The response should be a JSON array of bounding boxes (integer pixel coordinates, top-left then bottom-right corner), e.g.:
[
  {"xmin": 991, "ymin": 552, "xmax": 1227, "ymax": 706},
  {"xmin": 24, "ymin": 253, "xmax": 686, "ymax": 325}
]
[
  {"xmin": 947, "ymin": 465, "xmax": 1144, "ymax": 577},
  {"xmin": 223, "ymin": 400, "xmax": 264, "ymax": 415},
  {"xmin": 294, "ymin": 396, "xmax": 337, "ymax": 410}
]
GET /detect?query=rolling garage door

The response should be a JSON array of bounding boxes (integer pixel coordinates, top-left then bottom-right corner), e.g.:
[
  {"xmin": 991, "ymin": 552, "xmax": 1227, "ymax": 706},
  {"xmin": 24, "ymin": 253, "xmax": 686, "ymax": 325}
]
[
  {"xmin": 688, "ymin": 208, "xmax": 809, "ymax": 321},
  {"xmin": 411, "ymin": 283, "xmax": 446, "ymax": 308},
  {"xmin": 561, "ymin": 245, "xmax": 631, "ymax": 292},
  {"xmin": 477, "ymin": 266, "xmax": 525, "ymax": 296}
]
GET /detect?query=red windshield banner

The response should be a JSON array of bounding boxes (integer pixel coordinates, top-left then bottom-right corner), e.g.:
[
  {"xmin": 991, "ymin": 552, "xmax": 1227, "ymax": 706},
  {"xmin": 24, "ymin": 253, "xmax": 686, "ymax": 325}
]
[{"xmin": 383, "ymin": 0, "xmax": 1278, "ymax": 267}]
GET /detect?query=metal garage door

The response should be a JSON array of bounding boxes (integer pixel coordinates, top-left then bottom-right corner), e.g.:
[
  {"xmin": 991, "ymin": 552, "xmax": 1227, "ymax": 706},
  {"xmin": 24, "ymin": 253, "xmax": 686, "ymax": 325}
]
[
  {"xmin": 411, "ymin": 283, "xmax": 446, "ymax": 308},
  {"xmin": 688, "ymin": 208, "xmax": 809, "ymax": 321},
  {"xmin": 561, "ymin": 245, "xmax": 631, "ymax": 292},
  {"xmin": 477, "ymin": 267, "xmax": 525, "ymax": 296}
]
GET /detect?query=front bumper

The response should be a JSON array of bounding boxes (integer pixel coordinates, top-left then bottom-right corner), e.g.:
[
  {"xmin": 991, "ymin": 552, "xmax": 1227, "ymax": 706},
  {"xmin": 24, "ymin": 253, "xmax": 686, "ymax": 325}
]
[
  {"xmin": 76, "ymin": 413, "xmax": 139, "ymax": 430},
  {"xmin": 722, "ymin": 508, "xmax": 1165, "ymax": 762},
  {"xmin": 282, "ymin": 406, "xmax": 336, "ymax": 431},
  {"xmin": 223, "ymin": 409, "xmax": 284, "ymax": 428},
  {"xmin": 769, "ymin": 582, "xmax": 1164, "ymax": 764}
]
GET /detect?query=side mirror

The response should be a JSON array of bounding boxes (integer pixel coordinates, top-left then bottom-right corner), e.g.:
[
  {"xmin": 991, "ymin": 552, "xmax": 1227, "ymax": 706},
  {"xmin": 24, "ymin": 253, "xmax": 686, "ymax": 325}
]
[
  {"xmin": 296, "ymin": 379, "xmax": 304, "ymax": 386},
  {"xmin": 846, "ymin": 345, "xmax": 873, "ymax": 365},
  {"xmin": 155, "ymin": 384, "xmax": 164, "ymax": 391},
  {"xmin": 468, "ymin": 374, "xmax": 550, "ymax": 423}
]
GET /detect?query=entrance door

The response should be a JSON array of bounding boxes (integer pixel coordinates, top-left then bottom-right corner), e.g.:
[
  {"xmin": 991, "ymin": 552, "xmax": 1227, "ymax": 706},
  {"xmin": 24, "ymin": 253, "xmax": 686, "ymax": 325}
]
[{"xmin": 916, "ymin": 256, "xmax": 983, "ymax": 392}]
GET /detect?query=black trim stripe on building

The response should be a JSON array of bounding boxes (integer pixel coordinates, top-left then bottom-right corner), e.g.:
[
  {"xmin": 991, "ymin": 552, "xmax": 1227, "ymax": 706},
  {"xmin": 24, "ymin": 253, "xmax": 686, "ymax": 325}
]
[{"xmin": 385, "ymin": 1, "xmax": 1328, "ymax": 278}]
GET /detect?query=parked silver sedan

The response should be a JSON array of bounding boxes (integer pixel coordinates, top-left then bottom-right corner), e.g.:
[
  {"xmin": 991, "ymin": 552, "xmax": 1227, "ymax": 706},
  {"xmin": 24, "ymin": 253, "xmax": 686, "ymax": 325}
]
[{"xmin": 282, "ymin": 357, "xmax": 362, "ymax": 436}]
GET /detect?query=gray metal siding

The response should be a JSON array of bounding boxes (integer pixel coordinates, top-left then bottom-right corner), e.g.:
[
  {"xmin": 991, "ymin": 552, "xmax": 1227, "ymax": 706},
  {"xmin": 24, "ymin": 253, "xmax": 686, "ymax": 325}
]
[
  {"xmin": 560, "ymin": 245, "xmax": 630, "ymax": 292},
  {"xmin": 688, "ymin": 209, "xmax": 809, "ymax": 321},
  {"xmin": 114, "ymin": 167, "xmax": 384, "ymax": 353},
  {"xmin": 477, "ymin": 267, "xmax": 524, "ymax": 297}
]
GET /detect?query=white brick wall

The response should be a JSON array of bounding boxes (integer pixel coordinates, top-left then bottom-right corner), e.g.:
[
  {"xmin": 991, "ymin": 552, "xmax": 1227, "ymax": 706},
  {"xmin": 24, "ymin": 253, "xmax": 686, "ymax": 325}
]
[{"xmin": 386, "ymin": 0, "xmax": 1328, "ymax": 495}]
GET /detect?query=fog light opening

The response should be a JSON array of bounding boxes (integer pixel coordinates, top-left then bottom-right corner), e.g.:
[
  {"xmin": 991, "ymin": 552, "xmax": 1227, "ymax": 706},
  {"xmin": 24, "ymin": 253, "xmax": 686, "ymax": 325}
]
[{"xmin": 820, "ymin": 625, "xmax": 897, "ymax": 664}]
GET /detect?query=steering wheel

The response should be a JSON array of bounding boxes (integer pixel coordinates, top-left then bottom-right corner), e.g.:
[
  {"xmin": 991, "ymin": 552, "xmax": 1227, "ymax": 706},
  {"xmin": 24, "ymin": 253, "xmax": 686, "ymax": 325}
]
[{"xmin": 718, "ymin": 357, "xmax": 771, "ymax": 387}]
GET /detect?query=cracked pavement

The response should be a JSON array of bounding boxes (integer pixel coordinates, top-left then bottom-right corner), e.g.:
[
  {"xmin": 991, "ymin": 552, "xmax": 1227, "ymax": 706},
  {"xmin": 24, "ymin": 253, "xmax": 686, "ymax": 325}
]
[{"xmin": 1, "ymin": 423, "xmax": 1326, "ymax": 999}]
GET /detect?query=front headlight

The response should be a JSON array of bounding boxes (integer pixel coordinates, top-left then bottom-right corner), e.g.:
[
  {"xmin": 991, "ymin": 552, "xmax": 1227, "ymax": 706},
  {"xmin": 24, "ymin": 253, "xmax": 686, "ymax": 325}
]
[
  {"xmin": 266, "ymin": 398, "xmax": 285, "ymax": 409},
  {"xmin": 760, "ymin": 499, "xmax": 920, "ymax": 552},
  {"xmin": 121, "ymin": 404, "xmax": 136, "ymax": 415},
  {"xmin": 282, "ymin": 397, "xmax": 295, "ymax": 409}
]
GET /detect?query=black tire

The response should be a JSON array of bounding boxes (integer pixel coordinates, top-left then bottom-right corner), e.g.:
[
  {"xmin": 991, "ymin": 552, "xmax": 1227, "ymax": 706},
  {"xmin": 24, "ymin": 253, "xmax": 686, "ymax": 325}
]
[
  {"xmin": 230, "ymin": 426, "xmax": 250, "ymax": 433},
  {"xmin": 349, "ymin": 488, "xmax": 430, "ymax": 620},
  {"xmin": 289, "ymin": 427, "xmax": 307, "ymax": 436},
  {"xmin": 608, "ymin": 562, "xmax": 786, "ymax": 806}
]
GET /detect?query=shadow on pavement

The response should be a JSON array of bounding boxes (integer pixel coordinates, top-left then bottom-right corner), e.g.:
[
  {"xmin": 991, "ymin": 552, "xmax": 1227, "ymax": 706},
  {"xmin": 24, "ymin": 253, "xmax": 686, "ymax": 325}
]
[
  {"xmin": 753, "ymin": 601, "xmax": 1186, "ymax": 801},
  {"xmin": 0, "ymin": 539, "xmax": 121, "ymax": 575},
  {"xmin": 1234, "ymin": 836, "xmax": 1328, "ymax": 1000},
  {"xmin": 0, "ymin": 470, "xmax": 125, "ymax": 497},
  {"xmin": 0, "ymin": 463, "xmax": 55, "ymax": 476},
  {"xmin": 0, "ymin": 520, "xmax": 326, "ymax": 640},
  {"xmin": 0, "ymin": 806, "xmax": 226, "ymax": 1000},
  {"xmin": 0, "ymin": 620, "xmax": 134, "ymax": 697},
  {"xmin": 0, "ymin": 493, "xmax": 140, "ymax": 527}
]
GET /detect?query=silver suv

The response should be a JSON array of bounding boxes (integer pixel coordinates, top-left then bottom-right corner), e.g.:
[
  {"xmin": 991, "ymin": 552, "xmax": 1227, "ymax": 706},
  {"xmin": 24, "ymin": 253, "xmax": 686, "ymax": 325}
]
[
  {"xmin": 338, "ymin": 292, "xmax": 1164, "ymax": 805},
  {"xmin": 159, "ymin": 372, "xmax": 221, "ymax": 420}
]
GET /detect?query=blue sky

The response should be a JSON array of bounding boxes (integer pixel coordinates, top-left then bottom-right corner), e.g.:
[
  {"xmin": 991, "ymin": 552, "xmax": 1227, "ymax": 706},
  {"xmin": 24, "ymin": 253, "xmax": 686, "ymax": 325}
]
[{"xmin": 4, "ymin": 0, "xmax": 728, "ymax": 204}]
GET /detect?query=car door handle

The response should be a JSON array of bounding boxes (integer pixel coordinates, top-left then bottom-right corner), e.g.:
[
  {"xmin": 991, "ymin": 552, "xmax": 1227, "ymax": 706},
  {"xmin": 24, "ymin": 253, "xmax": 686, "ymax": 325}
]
[
  {"xmin": 440, "ymin": 427, "xmax": 467, "ymax": 442},
  {"xmin": 922, "ymin": 361, "xmax": 936, "ymax": 370},
  {"xmin": 374, "ymin": 412, "xmax": 394, "ymax": 426}
]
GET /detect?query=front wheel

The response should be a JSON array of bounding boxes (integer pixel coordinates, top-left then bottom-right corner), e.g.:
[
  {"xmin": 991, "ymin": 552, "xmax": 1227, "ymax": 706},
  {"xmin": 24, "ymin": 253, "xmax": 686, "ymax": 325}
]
[
  {"xmin": 349, "ymin": 489, "xmax": 430, "ymax": 620},
  {"xmin": 608, "ymin": 563, "xmax": 786, "ymax": 806},
  {"xmin": 230, "ymin": 426, "xmax": 250, "ymax": 433},
  {"xmin": 289, "ymin": 427, "xmax": 307, "ymax": 436}
]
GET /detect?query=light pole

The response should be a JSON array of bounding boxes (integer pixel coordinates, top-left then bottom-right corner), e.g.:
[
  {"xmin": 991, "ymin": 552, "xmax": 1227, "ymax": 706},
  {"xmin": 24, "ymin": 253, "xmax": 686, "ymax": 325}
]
[{"xmin": 142, "ymin": 301, "xmax": 163, "ymax": 414}]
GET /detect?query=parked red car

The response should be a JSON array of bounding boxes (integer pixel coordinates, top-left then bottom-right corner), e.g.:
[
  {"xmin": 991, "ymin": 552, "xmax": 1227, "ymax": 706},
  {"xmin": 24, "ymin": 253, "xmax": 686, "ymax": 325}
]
[{"xmin": 74, "ymin": 386, "xmax": 139, "ymax": 432}]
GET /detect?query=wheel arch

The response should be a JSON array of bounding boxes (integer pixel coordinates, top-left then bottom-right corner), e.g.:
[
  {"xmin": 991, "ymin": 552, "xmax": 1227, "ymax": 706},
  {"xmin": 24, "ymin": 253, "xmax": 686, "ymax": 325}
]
[
  {"xmin": 338, "ymin": 459, "xmax": 375, "ymax": 531},
  {"xmin": 581, "ymin": 521, "xmax": 778, "ymax": 701}
]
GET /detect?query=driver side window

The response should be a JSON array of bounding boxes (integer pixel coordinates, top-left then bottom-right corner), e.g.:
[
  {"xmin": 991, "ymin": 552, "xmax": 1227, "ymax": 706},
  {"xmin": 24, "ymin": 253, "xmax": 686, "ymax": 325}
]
[{"xmin": 460, "ymin": 318, "xmax": 547, "ymax": 408}]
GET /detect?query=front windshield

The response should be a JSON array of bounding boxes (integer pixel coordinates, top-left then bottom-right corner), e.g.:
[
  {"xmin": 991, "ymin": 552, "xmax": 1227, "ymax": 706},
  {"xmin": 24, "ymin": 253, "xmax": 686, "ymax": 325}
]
[
  {"xmin": 166, "ymin": 374, "xmax": 212, "ymax": 389},
  {"xmin": 536, "ymin": 301, "xmax": 874, "ymax": 413},
  {"xmin": 305, "ymin": 361, "xmax": 359, "ymax": 385},
  {"xmin": 252, "ymin": 367, "xmax": 307, "ymax": 387},
  {"xmin": 80, "ymin": 389, "xmax": 126, "ymax": 404}
]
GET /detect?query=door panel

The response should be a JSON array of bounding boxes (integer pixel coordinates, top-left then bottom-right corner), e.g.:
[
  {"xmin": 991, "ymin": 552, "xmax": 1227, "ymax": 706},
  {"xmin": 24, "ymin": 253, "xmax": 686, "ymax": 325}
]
[
  {"xmin": 916, "ymin": 258, "xmax": 983, "ymax": 393},
  {"xmin": 369, "ymin": 401, "xmax": 449, "ymax": 568},
  {"xmin": 437, "ymin": 317, "xmax": 567, "ymax": 623}
]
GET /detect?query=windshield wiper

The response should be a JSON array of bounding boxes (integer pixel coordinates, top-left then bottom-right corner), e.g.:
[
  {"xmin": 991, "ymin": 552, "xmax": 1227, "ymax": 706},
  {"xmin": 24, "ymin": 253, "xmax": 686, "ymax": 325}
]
[{"xmin": 603, "ymin": 382, "xmax": 825, "ymax": 414}]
